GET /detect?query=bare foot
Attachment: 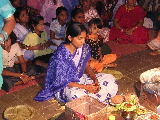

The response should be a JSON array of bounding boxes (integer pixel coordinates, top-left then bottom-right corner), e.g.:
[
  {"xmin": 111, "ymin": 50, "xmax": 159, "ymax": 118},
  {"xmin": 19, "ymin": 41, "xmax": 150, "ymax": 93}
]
[
  {"xmin": 105, "ymin": 63, "xmax": 117, "ymax": 68},
  {"xmin": 150, "ymin": 51, "xmax": 160, "ymax": 56},
  {"xmin": 115, "ymin": 38, "xmax": 122, "ymax": 42}
]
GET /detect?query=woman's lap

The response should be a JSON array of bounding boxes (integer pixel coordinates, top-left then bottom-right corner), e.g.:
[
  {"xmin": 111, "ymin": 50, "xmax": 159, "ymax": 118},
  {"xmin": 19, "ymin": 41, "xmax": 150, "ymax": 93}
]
[
  {"xmin": 109, "ymin": 26, "xmax": 149, "ymax": 44},
  {"xmin": 55, "ymin": 73, "xmax": 118, "ymax": 104}
]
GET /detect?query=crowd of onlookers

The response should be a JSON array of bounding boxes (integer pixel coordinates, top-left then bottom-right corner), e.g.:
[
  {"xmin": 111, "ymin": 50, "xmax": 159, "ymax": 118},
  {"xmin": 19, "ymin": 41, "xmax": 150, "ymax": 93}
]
[
  {"xmin": 0, "ymin": 0, "xmax": 159, "ymax": 111},
  {"xmin": 0, "ymin": 0, "xmax": 159, "ymax": 92}
]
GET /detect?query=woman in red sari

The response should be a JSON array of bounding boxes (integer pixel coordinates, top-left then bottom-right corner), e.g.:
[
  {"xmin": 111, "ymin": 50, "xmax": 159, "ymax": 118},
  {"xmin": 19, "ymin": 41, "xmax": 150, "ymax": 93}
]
[{"xmin": 109, "ymin": 0, "xmax": 149, "ymax": 44}]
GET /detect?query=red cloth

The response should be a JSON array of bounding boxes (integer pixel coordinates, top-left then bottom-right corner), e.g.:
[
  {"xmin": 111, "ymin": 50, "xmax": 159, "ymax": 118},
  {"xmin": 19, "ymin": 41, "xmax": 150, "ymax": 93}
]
[{"xmin": 109, "ymin": 5, "xmax": 149, "ymax": 44}]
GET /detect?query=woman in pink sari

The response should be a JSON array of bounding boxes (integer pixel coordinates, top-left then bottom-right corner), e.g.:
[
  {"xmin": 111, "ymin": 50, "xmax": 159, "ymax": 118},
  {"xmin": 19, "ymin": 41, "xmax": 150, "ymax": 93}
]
[
  {"xmin": 109, "ymin": 0, "xmax": 149, "ymax": 44},
  {"xmin": 27, "ymin": 0, "xmax": 45, "ymax": 11}
]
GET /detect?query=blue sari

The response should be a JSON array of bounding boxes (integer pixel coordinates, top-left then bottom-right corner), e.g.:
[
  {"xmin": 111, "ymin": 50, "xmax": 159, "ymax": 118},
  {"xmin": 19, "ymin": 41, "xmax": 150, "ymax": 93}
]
[
  {"xmin": 0, "ymin": 0, "xmax": 15, "ymax": 88},
  {"xmin": 34, "ymin": 43, "xmax": 91, "ymax": 102}
]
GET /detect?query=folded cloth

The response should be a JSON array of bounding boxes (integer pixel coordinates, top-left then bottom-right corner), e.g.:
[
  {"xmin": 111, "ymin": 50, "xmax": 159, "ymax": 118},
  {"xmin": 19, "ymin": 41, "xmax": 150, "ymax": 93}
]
[{"xmin": 89, "ymin": 54, "xmax": 117, "ymax": 72}]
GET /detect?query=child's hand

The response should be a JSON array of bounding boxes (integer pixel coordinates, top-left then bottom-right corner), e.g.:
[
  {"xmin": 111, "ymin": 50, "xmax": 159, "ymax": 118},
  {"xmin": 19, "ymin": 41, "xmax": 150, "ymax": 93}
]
[
  {"xmin": 98, "ymin": 57, "xmax": 103, "ymax": 62},
  {"xmin": 33, "ymin": 44, "xmax": 42, "ymax": 50}
]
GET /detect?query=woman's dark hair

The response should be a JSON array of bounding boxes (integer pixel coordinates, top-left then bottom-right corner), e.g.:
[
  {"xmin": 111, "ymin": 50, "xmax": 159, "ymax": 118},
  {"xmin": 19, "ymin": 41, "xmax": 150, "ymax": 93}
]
[
  {"xmin": 71, "ymin": 8, "xmax": 84, "ymax": 18},
  {"xmin": 31, "ymin": 14, "xmax": 44, "ymax": 30},
  {"xmin": 65, "ymin": 22, "xmax": 87, "ymax": 43},
  {"xmin": 14, "ymin": 7, "xmax": 28, "ymax": 20},
  {"xmin": 56, "ymin": 6, "xmax": 68, "ymax": 16},
  {"xmin": 96, "ymin": 1, "xmax": 105, "ymax": 16},
  {"xmin": 88, "ymin": 18, "xmax": 103, "ymax": 29},
  {"xmin": 10, "ymin": 32, "xmax": 17, "ymax": 45}
]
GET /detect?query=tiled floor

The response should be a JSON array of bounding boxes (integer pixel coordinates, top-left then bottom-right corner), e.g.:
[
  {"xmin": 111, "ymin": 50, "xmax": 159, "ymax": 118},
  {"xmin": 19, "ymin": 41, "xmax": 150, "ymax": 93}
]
[
  {"xmin": 1, "ymin": 48, "xmax": 159, "ymax": 120},
  {"xmin": 0, "ymin": 29, "xmax": 159, "ymax": 120}
]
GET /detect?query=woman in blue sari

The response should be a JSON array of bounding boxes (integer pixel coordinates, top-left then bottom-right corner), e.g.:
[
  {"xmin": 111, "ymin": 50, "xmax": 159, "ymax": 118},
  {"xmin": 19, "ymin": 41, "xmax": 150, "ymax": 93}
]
[
  {"xmin": 34, "ymin": 22, "xmax": 118, "ymax": 104},
  {"xmin": 0, "ymin": 0, "xmax": 16, "ymax": 88}
]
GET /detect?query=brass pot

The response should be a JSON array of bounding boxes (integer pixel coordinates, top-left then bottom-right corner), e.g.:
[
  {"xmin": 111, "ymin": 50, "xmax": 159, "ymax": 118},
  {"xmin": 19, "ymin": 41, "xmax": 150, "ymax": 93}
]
[{"xmin": 121, "ymin": 111, "xmax": 135, "ymax": 120}]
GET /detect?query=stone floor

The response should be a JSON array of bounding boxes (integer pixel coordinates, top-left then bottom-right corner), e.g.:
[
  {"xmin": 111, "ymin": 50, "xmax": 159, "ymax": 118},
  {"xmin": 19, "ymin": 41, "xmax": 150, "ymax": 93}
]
[{"xmin": 1, "ymin": 47, "xmax": 159, "ymax": 120}]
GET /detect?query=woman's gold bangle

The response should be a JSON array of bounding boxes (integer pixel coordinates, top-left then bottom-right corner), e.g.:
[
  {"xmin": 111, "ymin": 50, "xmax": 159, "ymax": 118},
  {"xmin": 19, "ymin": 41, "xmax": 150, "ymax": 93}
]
[
  {"xmin": 20, "ymin": 73, "xmax": 24, "ymax": 79},
  {"xmin": 135, "ymin": 26, "xmax": 138, "ymax": 30}
]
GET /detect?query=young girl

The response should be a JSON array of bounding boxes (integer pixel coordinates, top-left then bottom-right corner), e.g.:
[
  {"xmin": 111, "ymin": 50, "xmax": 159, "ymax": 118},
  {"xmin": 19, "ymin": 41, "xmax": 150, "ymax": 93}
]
[
  {"xmin": 71, "ymin": 8, "xmax": 85, "ymax": 24},
  {"xmin": 23, "ymin": 15, "xmax": 53, "ymax": 68},
  {"xmin": 13, "ymin": 7, "xmax": 34, "ymax": 61},
  {"xmin": 34, "ymin": 22, "xmax": 118, "ymax": 104},
  {"xmin": 49, "ymin": 6, "xmax": 68, "ymax": 50},
  {"xmin": 86, "ymin": 18, "xmax": 117, "ymax": 72},
  {"xmin": 40, "ymin": 0, "xmax": 64, "ymax": 37},
  {"xmin": 1, "ymin": 32, "xmax": 37, "ymax": 92}
]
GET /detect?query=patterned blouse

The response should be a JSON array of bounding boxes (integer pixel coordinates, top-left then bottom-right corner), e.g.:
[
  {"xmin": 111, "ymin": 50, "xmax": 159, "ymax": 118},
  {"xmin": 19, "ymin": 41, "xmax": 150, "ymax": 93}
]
[
  {"xmin": 2, "ymin": 43, "xmax": 22, "ymax": 68},
  {"xmin": 85, "ymin": 36, "xmax": 103, "ymax": 60}
]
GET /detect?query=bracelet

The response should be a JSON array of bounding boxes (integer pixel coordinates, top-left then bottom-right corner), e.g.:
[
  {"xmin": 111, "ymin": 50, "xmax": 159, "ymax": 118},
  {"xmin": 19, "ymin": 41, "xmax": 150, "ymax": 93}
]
[
  {"xmin": 0, "ymin": 36, "xmax": 4, "ymax": 44},
  {"xmin": 135, "ymin": 26, "xmax": 138, "ymax": 30},
  {"xmin": 20, "ymin": 73, "xmax": 24, "ymax": 79},
  {"xmin": 31, "ymin": 76, "xmax": 35, "ymax": 80},
  {"xmin": 121, "ymin": 29, "xmax": 124, "ymax": 32},
  {"xmin": 0, "ymin": 31, "xmax": 8, "ymax": 40},
  {"xmin": 26, "ymin": 47, "xmax": 29, "ymax": 50}
]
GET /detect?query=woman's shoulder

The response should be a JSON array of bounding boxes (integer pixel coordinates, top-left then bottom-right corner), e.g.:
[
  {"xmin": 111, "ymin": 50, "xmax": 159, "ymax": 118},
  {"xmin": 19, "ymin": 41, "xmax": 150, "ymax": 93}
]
[
  {"xmin": 135, "ymin": 5, "xmax": 143, "ymax": 9},
  {"xmin": 88, "ymin": 7, "xmax": 98, "ymax": 13},
  {"xmin": 134, "ymin": 5, "xmax": 146, "ymax": 14},
  {"xmin": 14, "ymin": 23, "xmax": 21, "ymax": 28},
  {"xmin": 83, "ymin": 43, "xmax": 91, "ymax": 51},
  {"xmin": 118, "ymin": 4, "xmax": 126, "ymax": 10},
  {"xmin": 0, "ymin": 0, "xmax": 15, "ymax": 18},
  {"xmin": 51, "ymin": 19, "xmax": 58, "ymax": 24},
  {"xmin": 41, "ymin": 30, "xmax": 47, "ymax": 35},
  {"xmin": 57, "ymin": 43, "xmax": 67, "ymax": 53},
  {"xmin": 50, "ymin": 19, "xmax": 59, "ymax": 28},
  {"xmin": 134, "ymin": 5, "xmax": 145, "ymax": 11},
  {"xmin": 14, "ymin": 23, "xmax": 29, "ymax": 33},
  {"xmin": 26, "ymin": 31, "xmax": 36, "ymax": 36},
  {"xmin": 51, "ymin": 43, "xmax": 73, "ymax": 60},
  {"xmin": 0, "ymin": 0, "xmax": 11, "ymax": 7}
]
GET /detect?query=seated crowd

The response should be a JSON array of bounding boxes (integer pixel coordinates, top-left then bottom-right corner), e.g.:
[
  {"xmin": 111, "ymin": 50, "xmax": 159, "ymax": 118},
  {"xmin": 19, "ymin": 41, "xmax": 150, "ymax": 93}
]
[{"xmin": 0, "ymin": 0, "xmax": 159, "ymax": 108}]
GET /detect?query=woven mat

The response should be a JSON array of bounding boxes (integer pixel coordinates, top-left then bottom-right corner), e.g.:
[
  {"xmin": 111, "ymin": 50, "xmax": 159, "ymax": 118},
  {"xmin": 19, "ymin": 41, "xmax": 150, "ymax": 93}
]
[
  {"xmin": 4, "ymin": 105, "xmax": 35, "ymax": 120},
  {"xmin": 101, "ymin": 69, "xmax": 123, "ymax": 80}
]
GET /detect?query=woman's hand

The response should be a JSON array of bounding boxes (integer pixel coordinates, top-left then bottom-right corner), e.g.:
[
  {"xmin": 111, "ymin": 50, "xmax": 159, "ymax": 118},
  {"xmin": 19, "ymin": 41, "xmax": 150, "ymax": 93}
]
[
  {"xmin": 124, "ymin": 29, "xmax": 134, "ymax": 36},
  {"xmin": 85, "ymin": 83, "xmax": 101, "ymax": 93},
  {"xmin": 99, "ymin": 56, "xmax": 103, "ymax": 62}
]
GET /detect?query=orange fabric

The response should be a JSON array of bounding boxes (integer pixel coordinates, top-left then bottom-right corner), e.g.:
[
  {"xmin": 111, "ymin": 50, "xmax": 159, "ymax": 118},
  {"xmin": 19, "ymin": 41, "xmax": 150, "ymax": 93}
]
[{"xmin": 89, "ymin": 54, "xmax": 117, "ymax": 72}]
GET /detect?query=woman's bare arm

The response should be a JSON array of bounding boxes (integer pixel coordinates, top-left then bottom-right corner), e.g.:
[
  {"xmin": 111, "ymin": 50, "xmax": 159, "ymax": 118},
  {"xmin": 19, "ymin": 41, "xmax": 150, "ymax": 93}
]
[
  {"xmin": 0, "ymin": 15, "xmax": 16, "ymax": 39},
  {"xmin": 17, "ymin": 55, "xmax": 27, "ymax": 73},
  {"xmin": 114, "ymin": 18, "xmax": 123, "ymax": 31},
  {"xmin": 85, "ymin": 63, "xmax": 99, "ymax": 84}
]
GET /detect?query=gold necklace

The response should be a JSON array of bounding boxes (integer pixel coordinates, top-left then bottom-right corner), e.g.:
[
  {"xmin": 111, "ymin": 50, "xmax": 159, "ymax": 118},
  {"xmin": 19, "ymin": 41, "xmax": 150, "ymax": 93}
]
[{"xmin": 125, "ymin": 5, "xmax": 134, "ymax": 12}]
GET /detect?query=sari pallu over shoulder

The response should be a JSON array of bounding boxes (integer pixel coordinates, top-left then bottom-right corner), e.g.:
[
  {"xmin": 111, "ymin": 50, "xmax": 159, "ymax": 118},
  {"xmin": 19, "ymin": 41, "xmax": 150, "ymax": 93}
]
[{"xmin": 34, "ymin": 43, "xmax": 91, "ymax": 102}]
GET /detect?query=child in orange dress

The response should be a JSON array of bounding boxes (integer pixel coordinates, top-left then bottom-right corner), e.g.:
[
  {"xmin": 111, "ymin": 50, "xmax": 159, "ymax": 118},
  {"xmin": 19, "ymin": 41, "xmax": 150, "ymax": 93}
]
[{"xmin": 86, "ymin": 18, "xmax": 117, "ymax": 72}]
